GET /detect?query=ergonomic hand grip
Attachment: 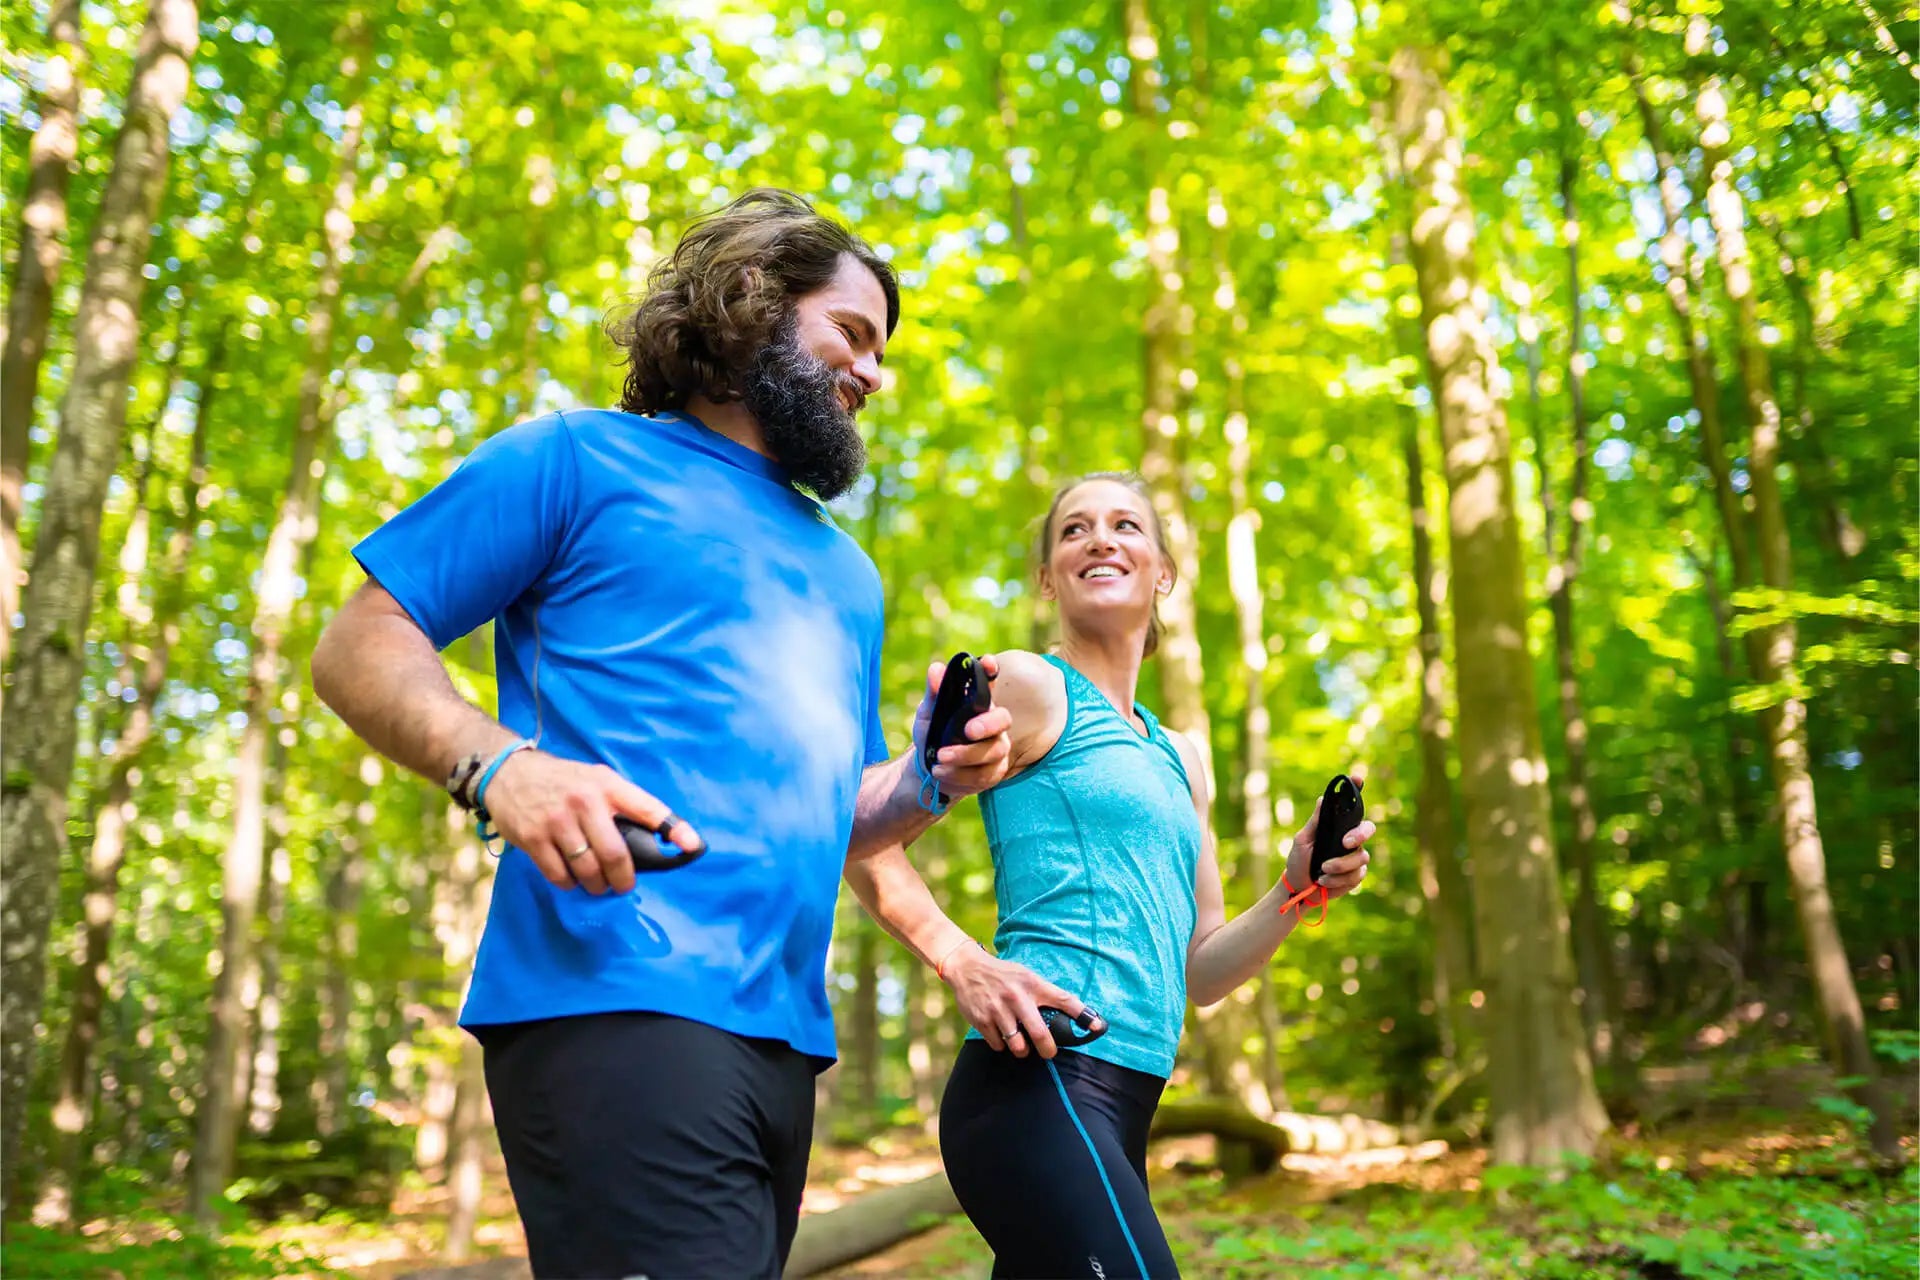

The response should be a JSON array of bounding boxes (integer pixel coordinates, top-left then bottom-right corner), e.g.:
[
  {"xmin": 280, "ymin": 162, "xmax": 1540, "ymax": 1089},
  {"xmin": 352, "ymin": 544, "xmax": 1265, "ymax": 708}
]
[
  {"xmin": 923, "ymin": 652, "xmax": 994, "ymax": 801},
  {"xmin": 615, "ymin": 816, "xmax": 708, "ymax": 872},
  {"xmin": 1039, "ymin": 1006, "xmax": 1108, "ymax": 1048},
  {"xmin": 1310, "ymin": 774, "xmax": 1364, "ymax": 882}
]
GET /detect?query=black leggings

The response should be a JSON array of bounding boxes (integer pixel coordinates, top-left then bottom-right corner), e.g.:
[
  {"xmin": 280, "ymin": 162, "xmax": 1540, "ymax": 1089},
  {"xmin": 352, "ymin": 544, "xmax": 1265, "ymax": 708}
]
[{"xmin": 939, "ymin": 1039, "xmax": 1181, "ymax": 1279}]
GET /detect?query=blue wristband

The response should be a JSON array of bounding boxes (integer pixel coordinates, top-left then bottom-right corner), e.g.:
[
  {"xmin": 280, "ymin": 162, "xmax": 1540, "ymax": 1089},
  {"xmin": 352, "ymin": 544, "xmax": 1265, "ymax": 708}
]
[
  {"xmin": 473, "ymin": 738, "xmax": 535, "ymax": 818},
  {"xmin": 914, "ymin": 746, "xmax": 950, "ymax": 816}
]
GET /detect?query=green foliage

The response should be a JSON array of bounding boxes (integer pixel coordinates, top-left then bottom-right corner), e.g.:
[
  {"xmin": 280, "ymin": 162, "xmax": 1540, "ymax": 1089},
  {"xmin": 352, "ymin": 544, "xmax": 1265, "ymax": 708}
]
[
  {"xmin": 228, "ymin": 1119, "xmax": 413, "ymax": 1221},
  {"xmin": 2, "ymin": 1219, "xmax": 324, "ymax": 1280},
  {"xmin": 1181, "ymin": 1158, "xmax": 1919, "ymax": 1279}
]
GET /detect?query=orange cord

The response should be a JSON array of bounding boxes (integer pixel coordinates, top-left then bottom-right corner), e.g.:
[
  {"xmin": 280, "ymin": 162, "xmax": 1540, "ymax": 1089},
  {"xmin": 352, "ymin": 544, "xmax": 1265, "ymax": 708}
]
[{"xmin": 1277, "ymin": 873, "xmax": 1329, "ymax": 928}]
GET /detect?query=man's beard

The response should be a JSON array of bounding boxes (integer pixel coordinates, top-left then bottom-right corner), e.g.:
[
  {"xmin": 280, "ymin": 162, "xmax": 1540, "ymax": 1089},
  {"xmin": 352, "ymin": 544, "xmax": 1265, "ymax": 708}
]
[{"xmin": 739, "ymin": 316, "xmax": 868, "ymax": 502}]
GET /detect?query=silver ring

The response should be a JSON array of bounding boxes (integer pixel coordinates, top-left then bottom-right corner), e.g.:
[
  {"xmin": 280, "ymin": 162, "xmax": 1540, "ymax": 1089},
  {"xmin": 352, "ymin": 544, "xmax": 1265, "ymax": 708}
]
[
  {"xmin": 1004, "ymin": 1028, "xmax": 1023, "ymax": 1041},
  {"xmin": 564, "ymin": 843, "xmax": 592, "ymax": 861}
]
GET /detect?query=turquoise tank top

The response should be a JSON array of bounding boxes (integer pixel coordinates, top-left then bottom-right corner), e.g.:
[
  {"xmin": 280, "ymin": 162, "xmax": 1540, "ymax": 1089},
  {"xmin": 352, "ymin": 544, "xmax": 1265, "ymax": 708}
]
[{"xmin": 974, "ymin": 654, "xmax": 1203, "ymax": 1078}]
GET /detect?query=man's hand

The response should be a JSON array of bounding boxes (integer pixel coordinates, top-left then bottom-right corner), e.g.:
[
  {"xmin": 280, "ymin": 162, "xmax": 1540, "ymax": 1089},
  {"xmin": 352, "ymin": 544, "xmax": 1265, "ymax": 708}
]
[
  {"xmin": 912, "ymin": 655, "xmax": 1014, "ymax": 801},
  {"xmin": 944, "ymin": 944, "xmax": 1102, "ymax": 1060},
  {"xmin": 481, "ymin": 752, "xmax": 705, "ymax": 896},
  {"xmin": 1284, "ymin": 787, "xmax": 1376, "ymax": 901}
]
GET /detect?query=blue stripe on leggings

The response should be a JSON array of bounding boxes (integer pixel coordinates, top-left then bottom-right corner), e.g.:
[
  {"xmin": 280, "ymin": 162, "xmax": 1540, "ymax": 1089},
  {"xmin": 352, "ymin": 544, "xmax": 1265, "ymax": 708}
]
[{"xmin": 1045, "ymin": 1058, "xmax": 1150, "ymax": 1278}]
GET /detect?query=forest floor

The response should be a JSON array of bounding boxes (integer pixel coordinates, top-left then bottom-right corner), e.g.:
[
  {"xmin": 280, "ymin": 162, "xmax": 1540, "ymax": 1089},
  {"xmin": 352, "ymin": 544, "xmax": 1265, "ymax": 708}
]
[{"xmin": 14, "ymin": 1049, "xmax": 1917, "ymax": 1279}]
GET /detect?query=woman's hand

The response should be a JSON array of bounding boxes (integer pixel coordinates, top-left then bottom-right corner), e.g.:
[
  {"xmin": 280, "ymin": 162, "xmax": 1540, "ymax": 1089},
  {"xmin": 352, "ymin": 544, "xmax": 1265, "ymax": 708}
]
[
  {"xmin": 1284, "ymin": 788, "xmax": 1376, "ymax": 902},
  {"xmin": 943, "ymin": 944, "xmax": 1102, "ymax": 1060}
]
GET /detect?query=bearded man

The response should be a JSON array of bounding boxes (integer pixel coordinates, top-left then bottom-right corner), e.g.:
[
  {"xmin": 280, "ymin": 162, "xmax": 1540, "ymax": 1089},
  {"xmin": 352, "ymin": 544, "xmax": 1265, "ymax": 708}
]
[{"xmin": 311, "ymin": 189, "xmax": 1053, "ymax": 1278}]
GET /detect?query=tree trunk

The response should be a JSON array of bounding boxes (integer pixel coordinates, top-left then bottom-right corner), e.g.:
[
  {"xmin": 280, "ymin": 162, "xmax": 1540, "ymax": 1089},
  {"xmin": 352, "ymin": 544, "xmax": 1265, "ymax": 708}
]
[
  {"xmin": 31, "ymin": 335, "xmax": 218, "ymax": 1226},
  {"xmin": 1525, "ymin": 155, "xmax": 1617, "ymax": 1073},
  {"xmin": 1758, "ymin": 216, "xmax": 1864, "ymax": 564},
  {"xmin": 1378, "ymin": 119, "xmax": 1477, "ymax": 1074},
  {"xmin": 1694, "ymin": 72, "xmax": 1901, "ymax": 1162},
  {"xmin": 783, "ymin": 1174, "xmax": 961, "ymax": 1279},
  {"xmin": 437, "ymin": 800, "xmax": 495, "ymax": 1258},
  {"xmin": 846, "ymin": 919, "xmax": 880, "ymax": 1118},
  {"xmin": 1625, "ymin": 46, "xmax": 1771, "ymax": 970},
  {"xmin": 246, "ymin": 829, "xmax": 290, "ymax": 1136},
  {"xmin": 0, "ymin": 0, "xmax": 198, "ymax": 1218},
  {"xmin": 1388, "ymin": 42, "xmax": 1607, "ymax": 1167},
  {"xmin": 1210, "ymin": 164, "xmax": 1285, "ymax": 1107},
  {"xmin": 315, "ymin": 842, "xmax": 366, "ymax": 1138},
  {"xmin": 1150, "ymin": 1097, "xmax": 1292, "ymax": 1176},
  {"xmin": 987, "ymin": 36, "xmax": 1054, "ymax": 651},
  {"xmin": 190, "ymin": 29, "xmax": 366, "ymax": 1222},
  {"xmin": 1126, "ymin": 0, "xmax": 1214, "ymax": 786},
  {"xmin": 442, "ymin": 1039, "xmax": 489, "ymax": 1262},
  {"xmin": 904, "ymin": 956, "xmax": 938, "ymax": 1130},
  {"xmin": 0, "ymin": 0, "xmax": 86, "ymax": 674},
  {"xmin": 1401, "ymin": 409, "xmax": 1474, "ymax": 1065}
]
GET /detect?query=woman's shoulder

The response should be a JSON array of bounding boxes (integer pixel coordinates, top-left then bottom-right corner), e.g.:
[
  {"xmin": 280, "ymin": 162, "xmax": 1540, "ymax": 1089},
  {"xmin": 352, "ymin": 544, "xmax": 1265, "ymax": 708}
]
[
  {"xmin": 1158, "ymin": 725, "xmax": 1210, "ymax": 807},
  {"xmin": 986, "ymin": 649, "xmax": 1070, "ymax": 772},
  {"xmin": 986, "ymin": 649, "xmax": 1069, "ymax": 716}
]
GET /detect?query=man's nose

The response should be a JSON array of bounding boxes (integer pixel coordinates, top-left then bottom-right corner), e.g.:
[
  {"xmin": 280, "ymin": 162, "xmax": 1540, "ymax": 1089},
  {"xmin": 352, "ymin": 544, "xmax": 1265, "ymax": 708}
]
[{"xmin": 850, "ymin": 352, "xmax": 882, "ymax": 395}]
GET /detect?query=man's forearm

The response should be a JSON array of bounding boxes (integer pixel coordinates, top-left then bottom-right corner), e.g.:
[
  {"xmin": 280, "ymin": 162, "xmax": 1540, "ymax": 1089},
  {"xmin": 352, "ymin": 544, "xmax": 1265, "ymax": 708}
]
[
  {"xmin": 849, "ymin": 752, "xmax": 941, "ymax": 861},
  {"xmin": 311, "ymin": 598, "xmax": 513, "ymax": 785},
  {"xmin": 843, "ymin": 843, "xmax": 972, "ymax": 970}
]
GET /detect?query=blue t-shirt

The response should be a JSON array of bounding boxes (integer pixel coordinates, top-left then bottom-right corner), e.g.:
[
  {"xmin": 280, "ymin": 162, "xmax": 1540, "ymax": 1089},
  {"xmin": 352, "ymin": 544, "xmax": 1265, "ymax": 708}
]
[{"xmin": 353, "ymin": 407, "xmax": 889, "ymax": 1064}]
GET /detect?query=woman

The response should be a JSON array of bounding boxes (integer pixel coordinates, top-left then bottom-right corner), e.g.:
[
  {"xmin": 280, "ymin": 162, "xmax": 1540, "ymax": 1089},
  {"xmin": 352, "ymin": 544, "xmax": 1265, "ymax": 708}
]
[{"xmin": 843, "ymin": 472, "xmax": 1375, "ymax": 1279}]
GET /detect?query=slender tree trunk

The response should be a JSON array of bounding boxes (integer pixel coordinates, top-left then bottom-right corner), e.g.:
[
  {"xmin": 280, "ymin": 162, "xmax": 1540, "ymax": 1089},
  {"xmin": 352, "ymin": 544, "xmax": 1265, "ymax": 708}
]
[
  {"xmin": 1126, "ymin": 0, "xmax": 1213, "ymax": 785},
  {"xmin": 190, "ymin": 29, "xmax": 366, "ymax": 1221},
  {"xmin": 246, "ymin": 819, "xmax": 290, "ymax": 1136},
  {"xmin": 847, "ymin": 920, "xmax": 880, "ymax": 1117},
  {"xmin": 1758, "ymin": 217, "xmax": 1863, "ymax": 563},
  {"xmin": 442, "ymin": 1041, "xmax": 489, "ymax": 1262},
  {"xmin": 1629, "ymin": 74, "xmax": 1752, "ymax": 586},
  {"xmin": 1, "ymin": 0, "xmax": 86, "ymax": 672},
  {"xmin": 1402, "ymin": 410, "xmax": 1475, "ymax": 1065},
  {"xmin": 1210, "ymin": 186, "xmax": 1284, "ymax": 1108},
  {"xmin": 0, "ymin": 0, "xmax": 199, "ymax": 1218},
  {"xmin": 1388, "ymin": 42, "xmax": 1607, "ymax": 1167},
  {"xmin": 1680, "ymin": 536, "xmax": 1766, "ymax": 984},
  {"xmin": 315, "ymin": 842, "xmax": 365, "ymax": 1138},
  {"xmin": 1377, "ymin": 129, "xmax": 1477, "ymax": 1075},
  {"xmin": 905, "ymin": 958, "xmax": 938, "ymax": 1129},
  {"xmin": 1525, "ymin": 154, "xmax": 1617, "ymax": 1072},
  {"xmin": 1626, "ymin": 46, "xmax": 1773, "ymax": 967},
  {"xmin": 440, "ymin": 802, "xmax": 495, "ymax": 1261},
  {"xmin": 31, "ymin": 336, "xmax": 219, "ymax": 1226},
  {"xmin": 1694, "ymin": 72, "xmax": 1900, "ymax": 1162},
  {"xmin": 987, "ymin": 36, "xmax": 1054, "ymax": 650}
]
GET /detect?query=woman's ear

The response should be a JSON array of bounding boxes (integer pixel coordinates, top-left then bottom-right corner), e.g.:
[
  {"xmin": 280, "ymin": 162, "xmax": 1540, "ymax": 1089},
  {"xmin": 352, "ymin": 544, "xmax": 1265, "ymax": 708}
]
[{"xmin": 1037, "ymin": 565, "xmax": 1057, "ymax": 602}]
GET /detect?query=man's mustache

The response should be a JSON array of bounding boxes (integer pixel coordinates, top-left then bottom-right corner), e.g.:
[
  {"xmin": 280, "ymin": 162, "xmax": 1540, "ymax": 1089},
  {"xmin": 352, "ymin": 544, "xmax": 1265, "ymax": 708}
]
[{"xmin": 837, "ymin": 375, "xmax": 868, "ymax": 415}]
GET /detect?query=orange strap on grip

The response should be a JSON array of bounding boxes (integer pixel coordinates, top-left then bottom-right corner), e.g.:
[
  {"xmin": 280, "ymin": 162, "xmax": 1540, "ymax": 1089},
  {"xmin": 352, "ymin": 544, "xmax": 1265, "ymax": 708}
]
[{"xmin": 1277, "ymin": 873, "xmax": 1329, "ymax": 928}]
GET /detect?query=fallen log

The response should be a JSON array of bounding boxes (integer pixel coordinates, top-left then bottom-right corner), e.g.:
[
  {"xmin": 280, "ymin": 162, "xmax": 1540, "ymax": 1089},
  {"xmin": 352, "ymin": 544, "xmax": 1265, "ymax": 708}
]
[
  {"xmin": 1148, "ymin": 1098, "xmax": 1293, "ymax": 1175},
  {"xmin": 783, "ymin": 1171, "xmax": 962, "ymax": 1278}
]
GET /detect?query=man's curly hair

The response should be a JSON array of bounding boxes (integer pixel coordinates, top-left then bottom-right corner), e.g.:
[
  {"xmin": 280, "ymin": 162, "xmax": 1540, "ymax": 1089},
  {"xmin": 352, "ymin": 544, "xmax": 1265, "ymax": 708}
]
[{"xmin": 608, "ymin": 189, "xmax": 900, "ymax": 415}]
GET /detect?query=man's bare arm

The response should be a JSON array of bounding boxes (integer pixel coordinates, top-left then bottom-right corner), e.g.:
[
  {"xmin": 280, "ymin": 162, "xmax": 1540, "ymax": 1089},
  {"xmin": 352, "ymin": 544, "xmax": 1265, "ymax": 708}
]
[
  {"xmin": 310, "ymin": 580, "xmax": 516, "ymax": 782},
  {"xmin": 310, "ymin": 579, "xmax": 702, "ymax": 895}
]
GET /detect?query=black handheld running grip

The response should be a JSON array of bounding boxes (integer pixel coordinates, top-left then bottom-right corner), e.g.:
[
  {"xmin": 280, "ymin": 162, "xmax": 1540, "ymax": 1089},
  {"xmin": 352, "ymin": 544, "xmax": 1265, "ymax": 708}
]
[
  {"xmin": 1039, "ymin": 1006, "xmax": 1108, "ymax": 1048},
  {"xmin": 923, "ymin": 652, "xmax": 994, "ymax": 799},
  {"xmin": 614, "ymin": 816, "xmax": 708, "ymax": 872},
  {"xmin": 1310, "ymin": 774, "xmax": 1364, "ymax": 882}
]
